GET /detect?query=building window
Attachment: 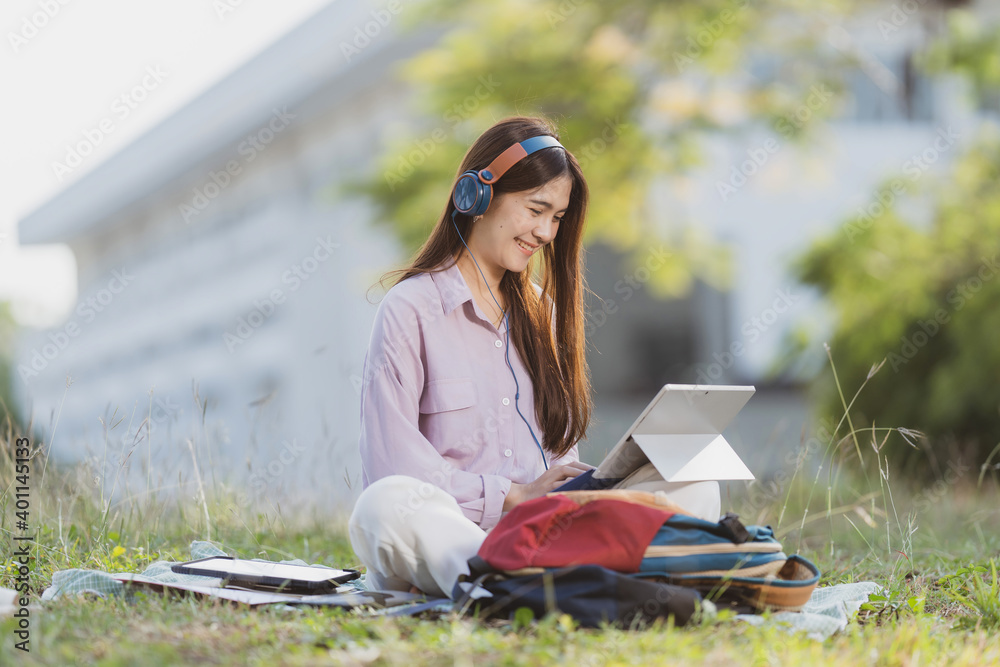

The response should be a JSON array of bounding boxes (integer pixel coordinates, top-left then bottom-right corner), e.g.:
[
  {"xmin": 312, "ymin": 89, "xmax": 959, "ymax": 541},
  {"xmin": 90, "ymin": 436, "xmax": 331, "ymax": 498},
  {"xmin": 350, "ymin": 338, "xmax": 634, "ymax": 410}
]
[{"xmin": 839, "ymin": 50, "xmax": 935, "ymax": 122}]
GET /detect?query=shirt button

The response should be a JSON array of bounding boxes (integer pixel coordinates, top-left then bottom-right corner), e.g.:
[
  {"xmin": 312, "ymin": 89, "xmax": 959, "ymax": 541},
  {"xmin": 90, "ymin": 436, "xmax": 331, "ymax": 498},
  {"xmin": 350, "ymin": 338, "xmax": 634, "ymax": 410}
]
[
  {"xmin": 504, "ymin": 449, "xmax": 512, "ymax": 457},
  {"xmin": 494, "ymin": 340, "xmax": 503, "ymax": 348},
  {"xmin": 502, "ymin": 397, "xmax": 510, "ymax": 406}
]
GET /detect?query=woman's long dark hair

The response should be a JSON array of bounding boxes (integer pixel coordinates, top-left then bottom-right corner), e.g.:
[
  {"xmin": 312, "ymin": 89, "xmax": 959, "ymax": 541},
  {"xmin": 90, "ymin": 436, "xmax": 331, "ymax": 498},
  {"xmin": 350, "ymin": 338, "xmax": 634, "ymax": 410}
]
[{"xmin": 374, "ymin": 116, "xmax": 592, "ymax": 459}]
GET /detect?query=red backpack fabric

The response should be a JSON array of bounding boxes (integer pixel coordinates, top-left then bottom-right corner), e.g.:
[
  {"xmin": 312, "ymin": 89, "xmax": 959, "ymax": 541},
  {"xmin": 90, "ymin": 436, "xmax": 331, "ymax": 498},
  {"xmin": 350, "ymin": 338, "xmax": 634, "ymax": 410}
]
[{"xmin": 479, "ymin": 492, "xmax": 677, "ymax": 573}]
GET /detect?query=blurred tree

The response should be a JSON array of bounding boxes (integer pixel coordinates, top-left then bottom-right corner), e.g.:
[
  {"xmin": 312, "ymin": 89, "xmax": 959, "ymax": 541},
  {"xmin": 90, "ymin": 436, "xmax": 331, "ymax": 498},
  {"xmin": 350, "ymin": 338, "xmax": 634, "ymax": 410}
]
[
  {"xmin": 922, "ymin": 8, "xmax": 1000, "ymax": 99},
  {"xmin": 348, "ymin": 0, "xmax": 854, "ymax": 296},
  {"xmin": 794, "ymin": 10, "xmax": 1000, "ymax": 476}
]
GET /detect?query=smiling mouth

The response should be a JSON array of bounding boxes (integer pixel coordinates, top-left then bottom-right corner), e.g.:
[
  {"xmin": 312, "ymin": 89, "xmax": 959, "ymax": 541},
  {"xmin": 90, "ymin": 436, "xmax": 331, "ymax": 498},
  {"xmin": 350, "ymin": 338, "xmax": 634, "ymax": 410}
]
[{"xmin": 516, "ymin": 239, "xmax": 537, "ymax": 254}]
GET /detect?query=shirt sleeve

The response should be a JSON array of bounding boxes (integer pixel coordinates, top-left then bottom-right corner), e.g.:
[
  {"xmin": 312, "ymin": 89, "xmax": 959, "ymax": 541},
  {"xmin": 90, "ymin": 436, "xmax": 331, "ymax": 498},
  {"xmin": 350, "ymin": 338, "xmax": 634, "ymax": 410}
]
[{"xmin": 359, "ymin": 295, "xmax": 512, "ymax": 531}]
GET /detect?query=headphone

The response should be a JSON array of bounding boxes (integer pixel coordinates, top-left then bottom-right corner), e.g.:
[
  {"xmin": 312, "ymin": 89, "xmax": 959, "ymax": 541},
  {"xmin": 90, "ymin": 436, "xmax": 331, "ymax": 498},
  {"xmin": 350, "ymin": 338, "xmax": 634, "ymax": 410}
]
[
  {"xmin": 452, "ymin": 135, "xmax": 565, "ymax": 217},
  {"xmin": 450, "ymin": 134, "xmax": 566, "ymax": 471}
]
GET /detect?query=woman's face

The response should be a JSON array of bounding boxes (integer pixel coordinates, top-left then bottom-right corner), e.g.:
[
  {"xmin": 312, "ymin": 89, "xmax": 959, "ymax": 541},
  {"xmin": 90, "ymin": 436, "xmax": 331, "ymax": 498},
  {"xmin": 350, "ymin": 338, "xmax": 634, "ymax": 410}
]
[{"xmin": 468, "ymin": 174, "xmax": 573, "ymax": 275}]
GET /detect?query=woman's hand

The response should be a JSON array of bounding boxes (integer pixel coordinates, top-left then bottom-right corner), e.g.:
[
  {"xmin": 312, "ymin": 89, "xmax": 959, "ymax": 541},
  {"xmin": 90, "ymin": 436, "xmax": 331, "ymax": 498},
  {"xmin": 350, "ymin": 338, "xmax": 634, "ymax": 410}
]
[{"xmin": 503, "ymin": 461, "xmax": 593, "ymax": 511}]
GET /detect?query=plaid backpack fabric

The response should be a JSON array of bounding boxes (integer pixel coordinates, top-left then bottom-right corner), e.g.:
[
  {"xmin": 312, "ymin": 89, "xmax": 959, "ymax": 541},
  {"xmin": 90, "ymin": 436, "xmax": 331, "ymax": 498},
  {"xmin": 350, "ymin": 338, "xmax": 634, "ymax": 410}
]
[{"xmin": 452, "ymin": 489, "xmax": 820, "ymax": 626}]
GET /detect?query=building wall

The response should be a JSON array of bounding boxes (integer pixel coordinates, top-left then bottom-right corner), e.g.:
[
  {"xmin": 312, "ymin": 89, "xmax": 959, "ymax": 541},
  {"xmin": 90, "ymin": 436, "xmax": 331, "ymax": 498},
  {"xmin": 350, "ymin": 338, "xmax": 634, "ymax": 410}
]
[{"xmin": 15, "ymin": 72, "xmax": 409, "ymax": 508}]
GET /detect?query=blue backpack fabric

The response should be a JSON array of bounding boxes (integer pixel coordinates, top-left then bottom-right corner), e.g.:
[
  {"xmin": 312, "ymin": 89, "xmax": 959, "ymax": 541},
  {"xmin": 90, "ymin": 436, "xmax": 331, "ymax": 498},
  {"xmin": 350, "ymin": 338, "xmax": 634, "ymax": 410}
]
[{"xmin": 638, "ymin": 512, "xmax": 820, "ymax": 612}]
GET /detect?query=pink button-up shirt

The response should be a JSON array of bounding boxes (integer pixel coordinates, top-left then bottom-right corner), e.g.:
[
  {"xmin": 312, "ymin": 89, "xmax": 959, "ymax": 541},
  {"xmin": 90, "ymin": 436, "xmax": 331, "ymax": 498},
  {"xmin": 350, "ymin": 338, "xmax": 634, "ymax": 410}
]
[{"xmin": 358, "ymin": 258, "xmax": 580, "ymax": 531}]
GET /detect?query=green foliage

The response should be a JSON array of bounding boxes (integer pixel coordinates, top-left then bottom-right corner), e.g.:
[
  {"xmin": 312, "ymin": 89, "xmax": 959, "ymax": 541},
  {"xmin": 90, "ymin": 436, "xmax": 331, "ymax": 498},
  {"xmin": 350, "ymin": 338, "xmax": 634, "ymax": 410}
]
[
  {"xmin": 922, "ymin": 9, "xmax": 1000, "ymax": 102},
  {"xmin": 2, "ymin": 453, "xmax": 999, "ymax": 664},
  {"xmin": 348, "ymin": 0, "xmax": 848, "ymax": 296},
  {"xmin": 939, "ymin": 560, "xmax": 1000, "ymax": 631},
  {"xmin": 792, "ymin": 131, "xmax": 1000, "ymax": 475},
  {"xmin": 3, "ymin": 368, "xmax": 1000, "ymax": 664},
  {"xmin": 512, "ymin": 606, "xmax": 535, "ymax": 630},
  {"xmin": 0, "ymin": 302, "xmax": 21, "ymax": 429}
]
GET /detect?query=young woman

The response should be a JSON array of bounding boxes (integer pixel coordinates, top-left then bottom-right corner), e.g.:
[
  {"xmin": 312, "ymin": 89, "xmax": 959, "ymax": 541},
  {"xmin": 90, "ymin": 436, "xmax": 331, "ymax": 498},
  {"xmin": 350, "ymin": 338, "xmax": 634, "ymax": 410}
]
[{"xmin": 348, "ymin": 116, "xmax": 720, "ymax": 599}]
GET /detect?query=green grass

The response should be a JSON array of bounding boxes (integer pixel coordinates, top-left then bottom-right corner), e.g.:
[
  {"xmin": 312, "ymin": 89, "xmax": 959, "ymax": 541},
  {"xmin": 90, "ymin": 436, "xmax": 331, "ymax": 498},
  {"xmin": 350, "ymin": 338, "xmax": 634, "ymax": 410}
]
[{"xmin": 3, "ymin": 359, "xmax": 1000, "ymax": 665}]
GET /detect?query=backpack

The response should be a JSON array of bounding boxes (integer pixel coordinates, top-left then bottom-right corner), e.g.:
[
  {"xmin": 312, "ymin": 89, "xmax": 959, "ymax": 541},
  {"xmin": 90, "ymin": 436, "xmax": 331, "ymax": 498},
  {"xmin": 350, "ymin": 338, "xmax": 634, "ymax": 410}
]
[{"xmin": 452, "ymin": 489, "xmax": 820, "ymax": 626}]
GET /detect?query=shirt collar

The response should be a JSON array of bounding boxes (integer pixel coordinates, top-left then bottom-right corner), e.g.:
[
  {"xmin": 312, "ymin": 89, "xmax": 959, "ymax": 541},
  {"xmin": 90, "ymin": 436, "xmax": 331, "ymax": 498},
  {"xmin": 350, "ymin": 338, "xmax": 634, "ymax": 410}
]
[
  {"xmin": 430, "ymin": 258, "xmax": 475, "ymax": 316},
  {"xmin": 431, "ymin": 259, "xmax": 513, "ymax": 335}
]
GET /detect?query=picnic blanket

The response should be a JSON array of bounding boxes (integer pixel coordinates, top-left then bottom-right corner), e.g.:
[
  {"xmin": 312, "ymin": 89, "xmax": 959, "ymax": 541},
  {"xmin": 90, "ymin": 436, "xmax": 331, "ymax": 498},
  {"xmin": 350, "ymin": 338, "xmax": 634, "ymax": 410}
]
[
  {"xmin": 38, "ymin": 541, "xmax": 881, "ymax": 640},
  {"xmin": 733, "ymin": 581, "xmax": 883, "ymax": 640}
]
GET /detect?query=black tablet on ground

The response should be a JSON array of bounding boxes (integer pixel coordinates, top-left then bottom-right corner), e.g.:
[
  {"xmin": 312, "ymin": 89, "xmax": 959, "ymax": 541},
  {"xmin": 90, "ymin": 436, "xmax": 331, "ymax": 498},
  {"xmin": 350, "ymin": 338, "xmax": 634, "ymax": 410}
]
[{"xmin": 170, "ymin": 556, "xmax": 360, "ymax": 594}]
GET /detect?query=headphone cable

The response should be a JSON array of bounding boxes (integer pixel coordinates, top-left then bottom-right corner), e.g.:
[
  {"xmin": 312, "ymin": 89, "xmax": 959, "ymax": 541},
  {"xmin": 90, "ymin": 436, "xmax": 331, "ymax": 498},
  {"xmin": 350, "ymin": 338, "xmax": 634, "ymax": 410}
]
[{"xmin": 451, "ymin": 210, "xmax": 550, "ymax": 470}]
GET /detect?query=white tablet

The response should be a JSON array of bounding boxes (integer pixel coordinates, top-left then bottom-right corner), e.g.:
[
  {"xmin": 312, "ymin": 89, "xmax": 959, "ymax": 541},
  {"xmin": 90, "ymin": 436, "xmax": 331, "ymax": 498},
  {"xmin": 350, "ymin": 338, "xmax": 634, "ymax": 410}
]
[{"xmin": 593, "ymin": 384, "xmax": 755, "ymax": 483}]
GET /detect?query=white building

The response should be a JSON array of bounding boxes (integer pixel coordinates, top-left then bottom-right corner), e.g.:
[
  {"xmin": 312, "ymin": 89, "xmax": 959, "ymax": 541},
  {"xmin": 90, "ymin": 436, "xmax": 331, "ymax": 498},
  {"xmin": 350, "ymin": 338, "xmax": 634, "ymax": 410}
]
[
  {"xmin": 14, "ymin": 0, "xmax": 993, "ymax": 509},
  {"xmin": 14, "ymin": 0, "xmax": 445, "ymax": 507}
]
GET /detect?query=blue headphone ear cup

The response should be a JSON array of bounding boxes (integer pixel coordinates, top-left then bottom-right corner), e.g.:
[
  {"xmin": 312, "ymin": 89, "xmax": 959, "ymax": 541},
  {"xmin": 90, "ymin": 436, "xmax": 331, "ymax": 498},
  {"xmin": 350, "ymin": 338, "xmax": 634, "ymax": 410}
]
[
  {"xmin": 475, "ymin": 182, "xmax": 492, "ymax": 217},
  {"xmin": 453, "ymin": 170, "xmax": 491, "ymax": 216}
]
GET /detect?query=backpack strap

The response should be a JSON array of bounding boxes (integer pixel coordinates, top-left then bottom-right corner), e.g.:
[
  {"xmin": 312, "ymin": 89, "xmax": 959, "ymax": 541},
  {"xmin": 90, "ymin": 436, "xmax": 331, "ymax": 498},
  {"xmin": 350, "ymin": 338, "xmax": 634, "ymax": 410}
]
[{"xmin": 717, "ymin": 513, "xmax": 752, "ymax": 544}]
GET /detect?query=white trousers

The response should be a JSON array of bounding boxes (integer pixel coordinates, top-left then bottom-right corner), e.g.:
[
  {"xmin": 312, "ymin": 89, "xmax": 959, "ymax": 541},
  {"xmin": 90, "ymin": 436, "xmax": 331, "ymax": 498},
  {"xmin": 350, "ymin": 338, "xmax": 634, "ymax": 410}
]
[{"xmin": 348, "ymin": 466, "xmax": 720, "ymax": 599}]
